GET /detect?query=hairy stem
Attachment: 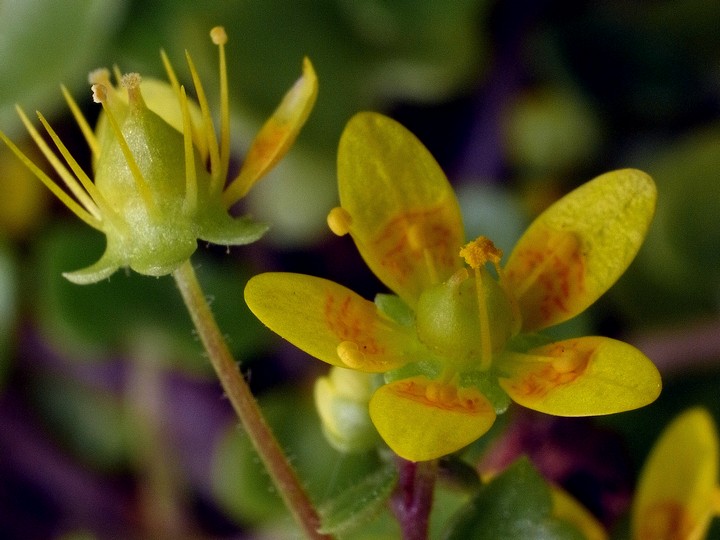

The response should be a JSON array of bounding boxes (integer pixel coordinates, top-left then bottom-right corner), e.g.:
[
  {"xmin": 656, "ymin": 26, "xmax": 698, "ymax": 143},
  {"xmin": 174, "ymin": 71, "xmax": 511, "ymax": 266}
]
[
  {"xmin": 390, "ymin": 458, "xmax": 438, "ymax": 540},
  {"xmin": 173, "ymin": 260, "xmax": 330, "ymax": 539}
]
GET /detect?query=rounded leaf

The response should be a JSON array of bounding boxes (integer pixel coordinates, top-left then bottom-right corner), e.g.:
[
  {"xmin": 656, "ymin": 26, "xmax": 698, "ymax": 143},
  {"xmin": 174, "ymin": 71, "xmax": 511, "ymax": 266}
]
[
  {"xmin": 337, "ymin": 112, "xmax": 464, "ymax": 306},
  {"xmin": 504, "ymin": 169, "xmax": 656, "ymax": 332}
]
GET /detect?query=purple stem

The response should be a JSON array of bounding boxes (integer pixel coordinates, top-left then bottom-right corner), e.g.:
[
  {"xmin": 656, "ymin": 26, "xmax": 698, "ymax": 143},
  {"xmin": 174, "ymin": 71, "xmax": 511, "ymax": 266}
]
[{"xmin": 390, "ymin": 458, "xmax": 438, "ymax": 540}]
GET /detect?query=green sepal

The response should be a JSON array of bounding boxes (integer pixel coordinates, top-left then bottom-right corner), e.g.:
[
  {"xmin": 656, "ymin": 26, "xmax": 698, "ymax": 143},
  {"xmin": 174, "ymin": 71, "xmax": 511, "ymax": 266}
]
[
  {"xmin": 384, "ymin": 359, "xmax": 442, "ymax": 384},
  {"xmin": 197, "ymin": 214, "xmax": 269, "ymax": 246},
  {"xmin": 374, "ymin": 293, "xmax": 415, "ymax": 327},
  {"xmin": 318, "ymin": 463, "xmax": 398, "ymax": 535},
  {"xmin": 443, "ymin": 457, "xmax": 585, "ymax": 540},
  {"xmin": 505, "ymin": 332, "xmax": 555, "ymax": 354},
  {"xmin": 459, "ymin": 370, "xmax": 511, "ymax": 414}
]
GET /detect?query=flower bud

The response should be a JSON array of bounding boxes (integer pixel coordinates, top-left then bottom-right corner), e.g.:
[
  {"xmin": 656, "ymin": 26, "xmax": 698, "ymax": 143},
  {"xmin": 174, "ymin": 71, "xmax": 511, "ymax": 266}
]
[{"xmin": 314, "ymin": 367, "xmax": 380, "ymax": 453}]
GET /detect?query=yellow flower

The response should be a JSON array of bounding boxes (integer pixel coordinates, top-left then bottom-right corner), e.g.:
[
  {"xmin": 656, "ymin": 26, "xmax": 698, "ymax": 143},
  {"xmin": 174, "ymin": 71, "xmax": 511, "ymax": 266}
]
[
  {"xmin": 632, "ymin": 408, "xmax": 720, "ymax": 540},
  {"xmin": 244, "ymin": 112, "xmax": 661, "ymax": 462},
  {"xmin": 0, "ymin": 27, "xmax": 317, "ymax": 283}
]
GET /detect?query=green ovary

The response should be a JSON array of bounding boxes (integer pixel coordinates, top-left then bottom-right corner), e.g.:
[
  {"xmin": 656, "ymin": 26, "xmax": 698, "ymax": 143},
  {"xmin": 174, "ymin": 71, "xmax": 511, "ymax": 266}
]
[
  {"xmin": 415, "ymin": 267, "xmax": 514, "ymax": 373},
  {"xmin": 94, "ymin": 92, "xmax": 207, "ymax": 275}
]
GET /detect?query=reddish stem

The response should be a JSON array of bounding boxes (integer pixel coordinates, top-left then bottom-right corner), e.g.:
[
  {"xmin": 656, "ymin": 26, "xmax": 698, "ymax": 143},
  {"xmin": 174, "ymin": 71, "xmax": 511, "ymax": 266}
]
[{"xmin": 390, "ymin": 458, "xmax": 438, "ymax": 540}]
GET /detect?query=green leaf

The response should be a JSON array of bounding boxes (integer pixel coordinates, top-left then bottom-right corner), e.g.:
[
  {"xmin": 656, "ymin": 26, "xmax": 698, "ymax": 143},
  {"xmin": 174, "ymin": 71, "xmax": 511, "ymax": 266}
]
[
  {"xmin": 318, "ymin": 463, "xmax": 397, "ymax": 535},
  {"xmin": 444, "ymin": 457, "xmax": 585, "ymax": 540}
]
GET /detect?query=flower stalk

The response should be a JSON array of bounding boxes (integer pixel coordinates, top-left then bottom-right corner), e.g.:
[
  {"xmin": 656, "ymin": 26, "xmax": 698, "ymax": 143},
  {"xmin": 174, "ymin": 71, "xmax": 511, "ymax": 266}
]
[
  {"xmin": 390, "ymin": 458, "xmax": 438, "ymax": 540},
  {"xmin": 172, "ymin": 260, "xmax": 330, "ymax": 539}
]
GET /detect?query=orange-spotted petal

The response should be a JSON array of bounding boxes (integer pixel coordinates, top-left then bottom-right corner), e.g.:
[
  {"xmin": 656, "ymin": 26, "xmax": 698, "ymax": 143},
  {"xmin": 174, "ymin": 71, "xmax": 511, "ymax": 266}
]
[
  {"xmin": 223, "ymin": 58, "xmax": 318, "ymax": 207},
  {"xmin": 336, "ymin": 112, "xmax": 465, "ymax": 306},
  {"xmin": 504, "ymin": 169, "xmax": 656, "ymax": 332},
  {"xmin": 369, "ymin": 376, "xmax": 496, "ymax": 461},
  {"xmin": 498, "ymin": 336, "xmax": 661, "ymax": 416},
  {"xmin": 632, "ymin": 408, "xmax": 719, "ymax": 540},
  {"xmin": 244, "ymin": 272, "xmax": 415, "ymax": 372}
]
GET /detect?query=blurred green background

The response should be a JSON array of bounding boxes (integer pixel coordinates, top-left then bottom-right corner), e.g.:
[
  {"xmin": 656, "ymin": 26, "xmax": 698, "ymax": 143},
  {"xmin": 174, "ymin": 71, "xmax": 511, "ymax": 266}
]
[{"xmin": 2, "ymin": 0, "xmax": 720, "ymax": 538}]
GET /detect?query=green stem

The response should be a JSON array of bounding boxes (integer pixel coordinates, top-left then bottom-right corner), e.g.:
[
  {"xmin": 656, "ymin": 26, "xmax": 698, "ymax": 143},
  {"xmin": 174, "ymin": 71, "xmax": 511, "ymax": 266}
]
[{"xmin": 173, "ymin": 260, "xmax": 330, "ymax": 539}]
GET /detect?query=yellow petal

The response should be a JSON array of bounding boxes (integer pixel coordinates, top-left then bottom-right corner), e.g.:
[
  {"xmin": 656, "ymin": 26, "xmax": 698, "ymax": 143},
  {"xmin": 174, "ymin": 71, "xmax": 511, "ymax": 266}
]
[
  {"xmin": 632, "ymin": 408, "xmax": 719, "ymax": 540},
  {"xmin": 504, "ymin": 169, "xmax": 656, "ymax": 332},
  {"xmin": 369, "ymin": 376, "xmax": 496, "ymax": 461},
  {"xmin": 498, "ymin": 336, "xmax": 661, "ymax": 416},
  {"xmin": 337, "ymin": 112, "xmax": 465, "ymax": 306},
  {"xmin": 244, "ymin": 272, "xmax": 414, "ymax": 372},
  {"xmin": 550, "ymin": 485, "xmax": 608, "ymax": 540},
  {"xmin": 223, "ymin": 58, "xmax": 318, "ymax": 207}
]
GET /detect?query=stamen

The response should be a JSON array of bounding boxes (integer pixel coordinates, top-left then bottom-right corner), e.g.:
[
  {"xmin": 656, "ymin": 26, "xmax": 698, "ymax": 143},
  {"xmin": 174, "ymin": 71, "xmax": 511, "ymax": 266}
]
[
  {"xmin": 460, "ymin": 236, "xmax": 502, "ymax": 269},
  {"xmin": 88, "ymin": 68, "xmax": 112, "ymax": 89},
  {"xmin": 211, "ymin": 26, "xmax": 230, "ymax": 183},
  {"xmin": 93, "ymin": 83, "xmax": 159, "ymax": 218},
  {"xmin": 161, "ymin": 49, "xmax": 205, "ymax": 158},
  {"xmin": 92, "ymin": 83, "xmax": 107, "ymax": 104},
  {"xmin": 88, "ymin": 68, "xmax": 123, "ymax": 109},
  {"xmin": 210, "ymin": 26, "xmax": 228, "ymax": 45},
  {"xmin": 61, "ymin": 85, "xmax": 98, "ymax": 157},
  {"xmin": 337, "ymin": 341, "xmax": 366, "ymax": 369},
  {"xmin": 473, "ymin": 268, "xmax": 493, "ymax": 371},
  {"xmin": 160, "ymin": 50, "xmax": 180, "ymax": 93},
  {"xmin": 180, "ymin": 85, "xmax": 197, "ymax": 215},
  {"xmin": 185, "ymin": 51, "xmax": 222, "ymax": 194},
  {"xmin": 460, "ymin": 237, "xmax": 503, "ymax": 371},
  {"xmin": 36, "ymin": 112, "xmax": 109, "ymax": 219},
  {"xmin": 0, "ymin": 126, "xmax": 102, "ymax": 231},
  {"xmin": 121, "ymin": 72, "xmax": 145, "ymax": 109},
  {"xmin": 327, "ymin": 207, "xmax": 352, "ymax": 236},
  {"xmin": 14, "ymin": 106, "xmax": 101, "ymax": 220}
]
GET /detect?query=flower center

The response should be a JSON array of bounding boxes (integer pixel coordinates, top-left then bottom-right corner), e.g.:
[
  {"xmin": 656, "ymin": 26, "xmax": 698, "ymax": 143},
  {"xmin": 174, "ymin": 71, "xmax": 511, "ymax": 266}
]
[{"xmin": 415, "ymin": 236, "xmax": 517, "ymax": 373}]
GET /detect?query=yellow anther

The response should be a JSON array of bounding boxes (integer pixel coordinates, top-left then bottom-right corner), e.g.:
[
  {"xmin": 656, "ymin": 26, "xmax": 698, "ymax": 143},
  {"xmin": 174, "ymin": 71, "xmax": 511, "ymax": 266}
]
[
  {"xmin": 210, "ymin": 26, "xmax": 228, "ymax": 45},
  {"xmin": 460, "ymin": 236, "xmax": 503, "ymax": 269},
  {"xmin": 552, "ymin": 353, "xmax": 580, "ymax": 374},
  {"xmin": 425, "ymin": 382, "xmax": 441, "ymax": 402},
  {"xmin": 327, "ymin": 207, "xmax": 352, "ymax": 236},
  {"xmin": 337, "ymin": 341, "xmax": 365, "ymax": 369}
]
